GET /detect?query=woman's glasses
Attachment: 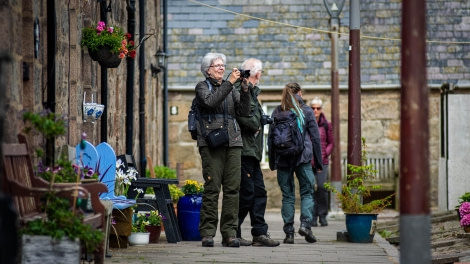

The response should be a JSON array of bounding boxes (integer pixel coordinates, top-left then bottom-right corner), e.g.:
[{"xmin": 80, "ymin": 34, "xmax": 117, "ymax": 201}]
[
  {"xmin": 312, "ymin": 107, "xmax": 322, "ymax": 110},
  {"xmin": 210, "ymin": 64, "xmax": 226, "ymax": 69}
]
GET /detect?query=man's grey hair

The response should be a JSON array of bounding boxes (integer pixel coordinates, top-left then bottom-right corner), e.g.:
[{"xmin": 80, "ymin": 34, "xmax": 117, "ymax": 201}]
[
  {"xmin": 311, "ymin": 97, "xmax": 323, "ymax": 106},
  {"xmin": 241, "ymin": 58, "xmax": 262, "ymax": 77},
  {"xmin": 201, "ymin": 53, "xmax": 226, "ymax": 78}
]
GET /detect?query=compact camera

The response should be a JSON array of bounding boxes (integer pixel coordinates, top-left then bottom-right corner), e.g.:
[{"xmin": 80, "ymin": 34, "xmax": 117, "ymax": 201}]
[
  {"xmin": 261, "ymin": 114, "xmax": 274, "ymax": 125},
  {"xmin": 237, "ymin": 68, "xmax": 251, "ymax": 78}
]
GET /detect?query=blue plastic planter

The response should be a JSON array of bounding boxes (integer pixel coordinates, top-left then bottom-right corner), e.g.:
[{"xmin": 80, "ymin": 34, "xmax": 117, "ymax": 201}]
[
  {"xmin": 345, "ymin": 213, "xmax": 378, "ymax": 243},
  {"xmin": 177, "ymin": 194, "xmax": 202, "ymax": 241}
]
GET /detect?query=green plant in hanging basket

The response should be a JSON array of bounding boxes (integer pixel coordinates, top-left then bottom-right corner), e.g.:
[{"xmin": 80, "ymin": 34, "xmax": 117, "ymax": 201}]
[{"xmin": 81, "ymin": 21, "xmax": 136, "ymax": 59}]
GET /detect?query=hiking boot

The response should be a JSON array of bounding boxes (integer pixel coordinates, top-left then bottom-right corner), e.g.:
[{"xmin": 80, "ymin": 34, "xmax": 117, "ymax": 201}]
[
  {"xmin": 283, "ymin": 233, "xmax": 294, "ymax": 244},
  {"xmin": 201, "ymin": 236, "xmax": 214, "ymax": 247},
  {"xmin": 319, "ymin": 217, "xmax": 328, "ymax": 226},
  {"xmin": 311, "ymin": 221, "xmax": 318, "ymax": 227},
  {"xmin": 298, "ymin": 227, "xmax": 317, "ymax": 243},
  {"xmin": 239, "ymin": 237, "xmax": 252, "ymax": 246},
  {"xmin": 222, "ymin": 237, "xmax": 240, "ymax": 247},
  {"xmin": 252, "ymin": 233, "xmax": 280, "ymax": 247}
]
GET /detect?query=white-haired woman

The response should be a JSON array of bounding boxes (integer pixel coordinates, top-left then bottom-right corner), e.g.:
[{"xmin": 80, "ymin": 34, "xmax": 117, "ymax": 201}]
[
  {"xmin": 310, "ymin": 97, "xmax": 334, "ymax": 227},
  {"xmin": 195, "ymin": 52, "xmax": 251, "ymax": 247}
]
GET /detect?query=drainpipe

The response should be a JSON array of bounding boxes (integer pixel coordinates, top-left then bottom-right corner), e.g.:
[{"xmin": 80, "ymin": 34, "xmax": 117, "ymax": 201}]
[
  {"xmin": 163, "ymin": 0, "xmax": 168, "ymax": 166},
  {"xmin": 138, "ymin": 0, "xmax": 147, "ymax": 173},
  {"xmin": 100, "ymin": 0, "xmax": 110, "ymax": 142},
  {"xmin": 126, "ymin": 1, "xmax": 136, "ymax": 155},
  {"xmin": 45, "ymin": 0, "xmax": 56, "ymax": 165}
]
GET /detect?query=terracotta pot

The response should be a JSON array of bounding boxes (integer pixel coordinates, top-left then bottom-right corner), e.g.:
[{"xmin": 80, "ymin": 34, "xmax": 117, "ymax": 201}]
[
  {"xmin": 145, "ymin": 225, "xmax": 162, "ymax": 243},
  {"xmin": 464, "ymin": 226, "xmax": 470, "ymax": 233}
]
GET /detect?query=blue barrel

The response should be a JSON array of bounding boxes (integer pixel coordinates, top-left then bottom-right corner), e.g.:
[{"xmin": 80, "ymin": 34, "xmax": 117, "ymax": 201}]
[
  {"xmin": 177, "ymin": 194, "xmax": 202, "ymax": 241},
  {"xmin": 345, "ymin": 213, "xmax": 378, "ymax": 243}
]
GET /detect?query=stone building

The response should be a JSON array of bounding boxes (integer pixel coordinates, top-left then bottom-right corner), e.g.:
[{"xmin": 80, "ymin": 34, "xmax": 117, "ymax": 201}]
[
  {"xmin": 165, "ymin": 0, "xmax": 470, "ymax": 211},
  {"xmin": 1, "ymin": 1, "xmax": 166, "ymax": 174}
]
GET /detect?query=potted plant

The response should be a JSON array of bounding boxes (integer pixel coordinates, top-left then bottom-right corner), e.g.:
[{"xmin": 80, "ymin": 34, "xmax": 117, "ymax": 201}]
[
  {"xmin": 458, "ymin": 202, "xmax": 470, "ymax": 233},
  {"xmin": 325, "ymin": 138, "xmax": 395, "ymax": 243},
  {"xmin": 20, "ymin": 192, "xmax": 104, "ymax": 261},
  {"xmin": 81, "ymin": 21, "xmax": 136, "ymax": 68},
  {"xmin": 135, "ymin": 210, "xmax": 165, "ymax": 243},
  {"xmin": 18, "ymin": 110, "xmax": 107, "ymax": 262},
  {"xmin": 456, "ymin": 192, "xmax": 470, "ymax": 220},
  {"xmin": 177, "ymin": 180, "xmax": 204, "ymax": 241},
  {"xmin": 128, "ymin": 212, "xmax": 151, "ymax": 246}
]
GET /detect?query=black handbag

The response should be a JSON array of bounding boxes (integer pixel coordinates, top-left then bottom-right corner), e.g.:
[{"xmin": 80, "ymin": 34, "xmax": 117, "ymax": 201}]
[
  {"xmin": 200, "ymin": 95, "xmax": 229, "ymax": 148},
  {"xmin": 205, "ymin": 128, "xmax": 229, "ymax": 148}
]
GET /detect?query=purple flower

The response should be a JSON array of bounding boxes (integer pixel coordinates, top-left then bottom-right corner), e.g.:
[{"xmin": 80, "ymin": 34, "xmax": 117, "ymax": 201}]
[
  {"xmin": 459, "ymin": 202, "xmax": 470, "ymax": 217},
  {"xmin": 460, "ymin": 214, "xmax": 470, "ymax": 227}
]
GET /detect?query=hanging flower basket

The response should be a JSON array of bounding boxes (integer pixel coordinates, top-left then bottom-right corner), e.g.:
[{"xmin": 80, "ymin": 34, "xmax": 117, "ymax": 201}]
[
  {"xmin": 81, "ymin": 21, "xmax": 136, "ymax": 68},
  {"xmin": 88, "ymin": 46, "xmax": 122, "ymax": 68}
]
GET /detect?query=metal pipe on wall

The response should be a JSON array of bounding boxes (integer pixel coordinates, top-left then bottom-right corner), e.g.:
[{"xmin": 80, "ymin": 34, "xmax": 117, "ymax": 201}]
[
  {"xmin": 126, "ymin": 0, "xmax": 136, "ymax": 155},
  {"xmin": 138, "ymin": 0, "xmax": 147, "ymax": 173},
  {"xmin": 100, "ymin": 0, "xmax": 109, "ymax": 142},
  {"xmin": 46, "ymin": 0, "xmax": 56, "ymax": 165},
  {"xmin": 163, "ymin": 0, "xmax": 169, "ymax": 166}
]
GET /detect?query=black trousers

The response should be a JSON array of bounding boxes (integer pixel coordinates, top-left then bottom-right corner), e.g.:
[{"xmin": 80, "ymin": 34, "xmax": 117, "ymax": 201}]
[
  {"xmin": 237, "ymin": 156, "xmax": 269, "ymax": 237},
  {"xmin": 313, "ymin": 164, "xmax": 329, "ymax": 221}
]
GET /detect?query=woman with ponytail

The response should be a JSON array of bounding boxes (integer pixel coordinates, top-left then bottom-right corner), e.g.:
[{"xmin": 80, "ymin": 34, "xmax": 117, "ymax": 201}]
[{"xmin": 268, "ymin": 82, "xmax": 323, "ymax": 244}]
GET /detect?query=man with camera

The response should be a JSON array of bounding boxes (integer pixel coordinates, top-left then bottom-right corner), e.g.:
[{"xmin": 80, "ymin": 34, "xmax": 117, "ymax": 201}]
[{"xmin": 233, "ymin": 58, "xmax": 280, "ymax": 247}]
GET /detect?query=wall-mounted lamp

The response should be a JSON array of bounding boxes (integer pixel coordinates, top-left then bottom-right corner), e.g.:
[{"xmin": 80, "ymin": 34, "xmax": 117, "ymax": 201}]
[{"xmin": 151, "ymin": 49, "xmax": 166, "ymax": 77}]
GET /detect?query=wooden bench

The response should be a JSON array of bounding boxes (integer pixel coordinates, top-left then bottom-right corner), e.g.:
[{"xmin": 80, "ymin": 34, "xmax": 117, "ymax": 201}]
[{"xmin": 1, "ymin": 139, "xmax": 108, "ymax": 263}]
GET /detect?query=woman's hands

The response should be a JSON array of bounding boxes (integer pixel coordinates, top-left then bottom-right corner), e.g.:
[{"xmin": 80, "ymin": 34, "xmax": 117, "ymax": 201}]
[{"xmin": 229, "ymin": 68, "xmax": 241, "ymax": 84}]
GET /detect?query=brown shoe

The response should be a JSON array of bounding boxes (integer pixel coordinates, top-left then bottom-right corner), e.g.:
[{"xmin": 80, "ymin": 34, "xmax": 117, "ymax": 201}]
[
  {"xmin": 202, "ymin": 236, "xmax": 214, "ymax": 247},
  {"xmin": 239, "ymin": 237, "xmax": 252, "ymax": 246},
  {"xmin": 252, "ymin": 233, "xmax": 280, "ymax": 247},
  {"xmin": 222, "ymin": 237, "xmax": 240, "ymax": 247}
]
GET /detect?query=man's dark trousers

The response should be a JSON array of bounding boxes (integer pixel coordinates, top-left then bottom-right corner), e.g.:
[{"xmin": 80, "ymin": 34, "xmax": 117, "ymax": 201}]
[{"xmin": 237, "ymin": 156, "xmax": 268, "ymax": 237}]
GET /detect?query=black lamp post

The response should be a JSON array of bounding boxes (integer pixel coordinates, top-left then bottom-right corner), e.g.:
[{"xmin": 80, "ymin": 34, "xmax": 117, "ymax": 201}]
[{"xmin": 323, "ymin": 0, "xmax": 344, "ymax": 215}]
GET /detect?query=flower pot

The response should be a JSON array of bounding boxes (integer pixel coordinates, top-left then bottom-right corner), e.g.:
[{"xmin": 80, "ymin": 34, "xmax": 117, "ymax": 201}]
[
  {"xmin": 88, "ymin": 46, "xmax": 121, "ymax": 68},
  {"xmin": 464, "ymin": 226, "xmax": 470, "ymax": 233},
  {"xmin": 21, "ymin": 235, "xmax": 80, "ymax": 264},
  {"xmin": 145, "ymin": 225, "xmax": 162, "ymax": 243},
  {"xmin": 345, "ymin": 213, "xmax": 378, "ymax": 243},
  {"xmin": 128, "ymin": 232, "xmax": 150, "ymax": 245},
  {"xmin": 177, "ymin": 194, "xmax": 202, "ymax": 241},
  {"xmin": 109, "ymin": 208, "xmax": 133, "ymax": 248}
]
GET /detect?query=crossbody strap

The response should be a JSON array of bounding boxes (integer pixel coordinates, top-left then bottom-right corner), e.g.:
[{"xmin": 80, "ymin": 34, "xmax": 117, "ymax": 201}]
[{"xmin": 198, "ymin": 80, "xmax": 228, "ymax": 137}]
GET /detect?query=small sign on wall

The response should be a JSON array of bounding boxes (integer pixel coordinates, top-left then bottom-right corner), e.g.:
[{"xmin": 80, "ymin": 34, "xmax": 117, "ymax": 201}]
[{"xmin": 170, "ymin": 105, "xmax": 178, "ymax": 115}]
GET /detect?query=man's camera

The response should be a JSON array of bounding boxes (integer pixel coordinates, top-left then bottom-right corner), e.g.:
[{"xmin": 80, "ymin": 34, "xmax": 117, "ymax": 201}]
[
  {"xmin": 261, "ymin": 114, "xmax": 274, "ymax": 125},
  {"xmin": 237, "ymin": 68, "xmax": 251, "ymax": 78}
]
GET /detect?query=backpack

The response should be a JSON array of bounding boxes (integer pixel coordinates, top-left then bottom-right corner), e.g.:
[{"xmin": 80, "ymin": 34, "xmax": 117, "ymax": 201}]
[
  {"xmin": 269, "ymin": 108, "xmax": 304, "ymax": 157},
  {"xmin": 188, "ymin": 98, "xmax": 199, "ymax": 140},
  {"xmin": 187, "ymin": 80, "xmax": 213, "ymax": 140}
]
